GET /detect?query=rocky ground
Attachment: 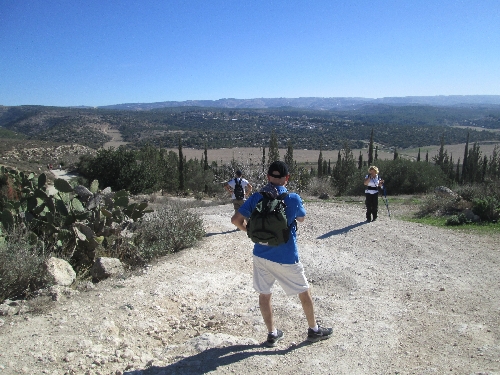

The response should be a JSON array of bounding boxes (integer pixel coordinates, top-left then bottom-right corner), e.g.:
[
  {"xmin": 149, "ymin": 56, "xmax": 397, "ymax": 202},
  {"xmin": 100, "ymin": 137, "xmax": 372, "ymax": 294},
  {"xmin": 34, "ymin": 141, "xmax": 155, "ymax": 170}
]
[{"xmin": 0, "ymin": 199, "xmax": 499, "ymax": 375}]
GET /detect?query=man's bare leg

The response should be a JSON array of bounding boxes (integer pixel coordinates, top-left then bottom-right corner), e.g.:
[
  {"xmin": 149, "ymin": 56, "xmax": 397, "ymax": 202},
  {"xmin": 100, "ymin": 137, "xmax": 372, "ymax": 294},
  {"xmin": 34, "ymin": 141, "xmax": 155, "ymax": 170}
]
[
  {"xmin": 298, "ymin": 289, "xmax": 316, "ymax": 328},
  {"xmin": 259, "ymin": 293, "xmax": 274, "ymax": 332}
]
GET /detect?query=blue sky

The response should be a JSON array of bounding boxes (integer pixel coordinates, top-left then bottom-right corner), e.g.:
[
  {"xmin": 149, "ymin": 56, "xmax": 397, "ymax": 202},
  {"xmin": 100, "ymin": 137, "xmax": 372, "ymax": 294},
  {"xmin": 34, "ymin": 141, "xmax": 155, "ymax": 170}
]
[{"xmin": 1, "ymin": 0, "xmax": 499, "ymax": 107}]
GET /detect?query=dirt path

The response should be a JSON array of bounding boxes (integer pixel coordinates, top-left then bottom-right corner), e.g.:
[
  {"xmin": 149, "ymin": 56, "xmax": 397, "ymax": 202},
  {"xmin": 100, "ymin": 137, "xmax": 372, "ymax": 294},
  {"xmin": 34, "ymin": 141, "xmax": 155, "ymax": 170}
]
[
  {"xmin": 102, "ymin": 128, "xmax": 128, "ymax": 149},
  {"xmin": 47, "ymin": 169, "xmax": 79, "ymax": 195},
  {"xmin": 0, "ymin": 200, "xmax": 499, "ymax": 374}
]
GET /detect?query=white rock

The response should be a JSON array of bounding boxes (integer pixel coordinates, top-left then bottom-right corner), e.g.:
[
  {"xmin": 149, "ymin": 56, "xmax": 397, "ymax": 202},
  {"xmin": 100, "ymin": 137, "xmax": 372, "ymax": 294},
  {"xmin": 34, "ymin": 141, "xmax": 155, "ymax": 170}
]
[{"xmin": 44, "ymin": 257, "xmax": 76, "ymax": 286}]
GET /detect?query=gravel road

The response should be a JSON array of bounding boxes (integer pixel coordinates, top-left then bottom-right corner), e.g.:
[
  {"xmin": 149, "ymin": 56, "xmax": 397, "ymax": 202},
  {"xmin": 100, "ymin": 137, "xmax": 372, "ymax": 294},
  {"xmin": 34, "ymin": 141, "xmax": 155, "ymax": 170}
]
[{"xmin": 0, "ymin": 199, "xmax": 499, "ymax": 374}]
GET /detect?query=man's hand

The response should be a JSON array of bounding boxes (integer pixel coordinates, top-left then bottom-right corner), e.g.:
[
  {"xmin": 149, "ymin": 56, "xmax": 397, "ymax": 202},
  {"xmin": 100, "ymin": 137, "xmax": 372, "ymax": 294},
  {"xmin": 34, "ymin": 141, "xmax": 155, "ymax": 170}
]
[{"xmin": 231, "ymin": 212, "xmax": 247, "ymax": 232}]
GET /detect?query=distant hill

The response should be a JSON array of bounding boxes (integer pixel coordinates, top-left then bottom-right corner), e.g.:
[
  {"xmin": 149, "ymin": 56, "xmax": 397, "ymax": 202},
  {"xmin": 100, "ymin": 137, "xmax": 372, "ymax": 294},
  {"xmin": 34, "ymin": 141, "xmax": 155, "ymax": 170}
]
[
  {"xmin": 99, "ymin": 95, "xmax": 500, "ymax": 111},
  {"xmin": 1, "ymin": 97, "xmax": 500, "ymax": 151}
]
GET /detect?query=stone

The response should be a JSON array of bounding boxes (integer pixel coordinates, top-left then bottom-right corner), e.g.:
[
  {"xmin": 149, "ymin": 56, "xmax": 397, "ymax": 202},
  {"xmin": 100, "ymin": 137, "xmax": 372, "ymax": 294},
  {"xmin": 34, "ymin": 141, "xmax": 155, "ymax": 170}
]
[
  {"xmin": 44, "ymin": 257, "xmax": 76, "ymax": 286},
  {"xmin": 434, "ymin": 186, "xmax": 459, "ymax": 199},
  {"xmin": 91, "ymin": 257, "xmax": 124, "ymax": 281}
]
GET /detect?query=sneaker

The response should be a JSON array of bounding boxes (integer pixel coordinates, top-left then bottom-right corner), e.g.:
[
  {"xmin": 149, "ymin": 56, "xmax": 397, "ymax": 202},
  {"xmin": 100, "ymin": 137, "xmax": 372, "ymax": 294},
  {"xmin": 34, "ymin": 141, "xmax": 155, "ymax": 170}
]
[
  {"xmin": 307, "ymin": 325, "xmax": 333, "ymax": 342},
  {"xmin": 265, "ymin": 329, "xmax": 284, "ymax": 347}
]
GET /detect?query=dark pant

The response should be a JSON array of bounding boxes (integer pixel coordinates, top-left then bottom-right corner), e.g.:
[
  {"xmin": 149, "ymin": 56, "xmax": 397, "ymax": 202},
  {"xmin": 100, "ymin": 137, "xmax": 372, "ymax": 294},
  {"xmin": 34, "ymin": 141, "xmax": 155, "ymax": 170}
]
[
  {"xmin": 232, "ymin": 199, "xmax": 244, "ymax": 213},
  {"xmin": 365, "ymin": 193, "xmax": 379, "ymax": 221}
]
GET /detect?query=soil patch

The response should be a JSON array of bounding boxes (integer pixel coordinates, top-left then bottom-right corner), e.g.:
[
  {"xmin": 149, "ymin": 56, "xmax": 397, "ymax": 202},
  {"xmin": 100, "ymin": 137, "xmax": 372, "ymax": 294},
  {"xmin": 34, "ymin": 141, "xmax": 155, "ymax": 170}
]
[{"xmin": 0, "ymin": 200, "xmax": 499, "ymax": 374}]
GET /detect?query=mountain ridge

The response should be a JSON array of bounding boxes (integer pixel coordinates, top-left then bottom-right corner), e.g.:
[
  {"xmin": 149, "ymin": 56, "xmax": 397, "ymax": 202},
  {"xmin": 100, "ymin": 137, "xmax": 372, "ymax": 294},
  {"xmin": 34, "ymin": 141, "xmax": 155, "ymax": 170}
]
[{"xmin": 99, "ymin": 95, "xmax": 500, "ymax": 111}]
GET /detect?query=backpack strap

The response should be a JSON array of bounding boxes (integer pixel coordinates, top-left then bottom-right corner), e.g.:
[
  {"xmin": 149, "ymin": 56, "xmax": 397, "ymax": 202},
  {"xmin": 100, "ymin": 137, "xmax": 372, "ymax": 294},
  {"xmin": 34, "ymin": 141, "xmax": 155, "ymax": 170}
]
[{"xmin": 276, "ymin": 192, "xmax": 297, "ymax": 231}]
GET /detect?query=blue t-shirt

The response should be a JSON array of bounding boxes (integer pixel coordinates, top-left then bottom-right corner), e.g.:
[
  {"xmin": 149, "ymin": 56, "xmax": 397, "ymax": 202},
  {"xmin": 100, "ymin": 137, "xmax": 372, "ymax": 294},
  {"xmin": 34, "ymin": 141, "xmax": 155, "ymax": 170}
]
[{"xmin": 238, "ymin": 185, "xmax": 306, "ymax": 264}]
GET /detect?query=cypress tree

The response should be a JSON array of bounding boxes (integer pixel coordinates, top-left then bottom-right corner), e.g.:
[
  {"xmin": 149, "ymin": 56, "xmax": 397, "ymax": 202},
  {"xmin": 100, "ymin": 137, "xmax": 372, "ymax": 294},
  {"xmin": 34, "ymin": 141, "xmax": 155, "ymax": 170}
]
[
  {"xmin": 204, "ymin": 144, "xmax": 208, "ymax": 171},
  {"xmin": 482, "ymin": 155, "xmax": 488, "ymax": 182},
  {"xmin": 434, "ymin": 134, "xmax": 445, "ymax": 167},
  {"xmin": 317, "ymin": 147, "xmax": 323, "ymax": 177},
  {"xmin": 178, "ymin": 137, "xmax": 184, "ymax": 191},
  {"xmin": 284, "ymin": 140, "xmax": 294, "ymax": 172},
  {"xmin": 332, "ymin": 143, "xmax": 356, "ymax": 196},
  {"xmin": 262, "ymin": 147, "xmax": 266, "ymax": 172},
  {"xmin": 368, "ymin": 128, "xmax": 374, "ymax": 165},
  {"xmin": 268, "ymin": 130, "xmax": 280, "ymax": 164},
  {"xmin": 462, "ymin": 132, "xmax": 470, "ymax": 183}
]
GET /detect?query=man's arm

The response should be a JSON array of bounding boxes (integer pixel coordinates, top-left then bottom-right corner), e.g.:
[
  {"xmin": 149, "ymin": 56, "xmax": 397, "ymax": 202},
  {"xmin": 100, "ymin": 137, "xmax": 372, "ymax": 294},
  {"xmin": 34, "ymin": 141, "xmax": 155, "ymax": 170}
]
[
  {"xmin": 231, "ymin": 212, "xmax": 247, "ymax": 232},
  {"xmin": 224, "ymin": 183, "xmax": 232, "ymax": 194},
  {"xmin": 245, "ymin": 182, "xmax": 253, "ymax": 195},
  {"xmin": 296, "ymin": 216, "xmax": 305, "ymax": 223}
]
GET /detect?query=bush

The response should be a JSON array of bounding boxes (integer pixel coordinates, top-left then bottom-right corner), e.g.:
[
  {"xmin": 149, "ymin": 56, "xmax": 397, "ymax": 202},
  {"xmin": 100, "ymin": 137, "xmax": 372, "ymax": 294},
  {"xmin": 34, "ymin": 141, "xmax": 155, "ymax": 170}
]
[
  {"xmin": 455, "ymin": 184, "xmax": 478, "ymax": 202},
  {"xmin": 456, "ymin": 181, "xmax": 500, "ymax": 203},
  {"xmin": 131, "ymin": 202, "xmax": 206, "ymax": 263},
  {"xmin": 305, "ymin": 177, "xmax": 335, "ymax": 198},
  {"xmin": 377, "ymin": 159, "xmax": 450, "ymax": 195},
  {"xmin": 344, "ymin": 159, "xmax": 449, "ymax": 196},
  {"xmin": 0, "ymin": 226, "xmax": 49, "ymax": 301},
  {"xmin": 415, "ymin": 195, "xmax": 470, "ymax": 218},
  {"xmin": 446, "ymin": 213, "xmax": 470, "ymax": 226},
  {"xmin": 472, "ymin": 196, "xmax": 500, "ymax": 222}
]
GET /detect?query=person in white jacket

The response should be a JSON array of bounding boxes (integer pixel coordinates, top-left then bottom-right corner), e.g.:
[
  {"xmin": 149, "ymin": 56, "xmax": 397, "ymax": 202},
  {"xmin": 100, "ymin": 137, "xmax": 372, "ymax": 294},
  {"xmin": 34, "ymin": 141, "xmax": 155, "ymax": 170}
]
[{"xmin": 363, "ymin": 166, "xmax": 384, "ymax": 222}]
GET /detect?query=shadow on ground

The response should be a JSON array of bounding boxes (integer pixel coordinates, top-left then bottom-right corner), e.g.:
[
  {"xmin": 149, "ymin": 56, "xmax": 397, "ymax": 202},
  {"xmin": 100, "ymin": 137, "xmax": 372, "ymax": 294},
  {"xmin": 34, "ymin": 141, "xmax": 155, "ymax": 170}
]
[
  {"xmin": 317, "ymin": 221, "xmax": 368, "ymax": 239},
  {"xmin": 205, "ymin": 228, "xmax": 240, "ymax": 237},
  {"xmin": 124, "ymin": 341, "xmax": 311, "ymax": 375}
]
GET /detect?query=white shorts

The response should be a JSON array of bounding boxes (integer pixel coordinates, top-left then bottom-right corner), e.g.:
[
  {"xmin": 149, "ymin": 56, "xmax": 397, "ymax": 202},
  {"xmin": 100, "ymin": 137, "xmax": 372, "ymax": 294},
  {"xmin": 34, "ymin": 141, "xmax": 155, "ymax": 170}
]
[{"xmin": 253, "ymin": 255, "xmax": 310, "ymax": 296}]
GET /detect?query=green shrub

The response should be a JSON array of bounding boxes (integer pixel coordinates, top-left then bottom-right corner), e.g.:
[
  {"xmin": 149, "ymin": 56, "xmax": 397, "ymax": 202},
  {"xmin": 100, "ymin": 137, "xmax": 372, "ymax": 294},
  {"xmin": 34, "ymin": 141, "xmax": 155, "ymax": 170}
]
[
  {"xmin": 345, "ymin": 159, "xmax": 449, "ymax": 196},
  {"xmin": 455, "ymin": 184, "xmax": 478, "ymax": 202},
  {"xmin": 378, "ymin": 159, "xmax": 449, "ymax": 195},
  {"xmin": 456, "ymin": 181, "xmax": 500, "ymax": 203},
  {"xmin": 415, "ymin": 194, "xmax": 470, "ymax": 218},
  {"xmin": 446, "ymin": 213, "xmax": 469, "ymax": 226},
  {"xmin": 472, "ymin": 196, "xmax": 500, "ymax": 222},
  {"xmin": 132, "ymin": 202, "xmax": 205, "ymax": 262},
  {"xmin": 0, "ymin": 226, "xmax": 49, "ymax": 301}
]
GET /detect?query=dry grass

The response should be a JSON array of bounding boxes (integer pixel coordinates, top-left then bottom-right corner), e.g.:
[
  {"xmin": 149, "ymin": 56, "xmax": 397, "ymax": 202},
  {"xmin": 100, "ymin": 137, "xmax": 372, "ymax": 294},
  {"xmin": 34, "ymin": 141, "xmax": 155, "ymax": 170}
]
[
  {"xmin": 164, "ymin": 142, "xmax": 500, "ymax": 167},
  {"xmin": 90, "ymin": 125, "xmax": 500, "ymax": 167}
]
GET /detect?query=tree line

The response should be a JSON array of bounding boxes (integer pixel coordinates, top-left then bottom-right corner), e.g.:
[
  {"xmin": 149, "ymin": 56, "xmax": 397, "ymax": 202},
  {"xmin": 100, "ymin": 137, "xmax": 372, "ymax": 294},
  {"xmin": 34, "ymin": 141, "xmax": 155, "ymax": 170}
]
[{"xmin": 75, "ymin": 128, "xmax": 500, "ymax": 201}]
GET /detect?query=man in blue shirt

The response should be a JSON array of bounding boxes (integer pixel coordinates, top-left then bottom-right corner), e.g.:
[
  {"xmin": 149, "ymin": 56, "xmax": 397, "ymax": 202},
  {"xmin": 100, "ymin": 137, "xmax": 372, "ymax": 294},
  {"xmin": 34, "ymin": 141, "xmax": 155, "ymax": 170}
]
[{"xmin": 231, "ymin": 161, "xmax": 333, "ymax": 347}]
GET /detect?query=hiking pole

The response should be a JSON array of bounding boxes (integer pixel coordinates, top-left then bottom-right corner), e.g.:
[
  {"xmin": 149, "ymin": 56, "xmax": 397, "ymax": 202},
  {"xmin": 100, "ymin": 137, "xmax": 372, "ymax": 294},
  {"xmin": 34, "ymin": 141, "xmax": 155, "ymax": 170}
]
[{"xmin": 382, "ymin": 185, "xmax": 391, "ymax": 219}]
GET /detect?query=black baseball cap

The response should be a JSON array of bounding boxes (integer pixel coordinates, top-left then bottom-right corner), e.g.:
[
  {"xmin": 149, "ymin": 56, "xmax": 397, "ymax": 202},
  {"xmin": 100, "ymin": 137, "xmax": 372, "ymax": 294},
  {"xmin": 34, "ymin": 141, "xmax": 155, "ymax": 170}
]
[{"xmin": 267, "ymin": 161, "xmax": 289, "ymax": 178}]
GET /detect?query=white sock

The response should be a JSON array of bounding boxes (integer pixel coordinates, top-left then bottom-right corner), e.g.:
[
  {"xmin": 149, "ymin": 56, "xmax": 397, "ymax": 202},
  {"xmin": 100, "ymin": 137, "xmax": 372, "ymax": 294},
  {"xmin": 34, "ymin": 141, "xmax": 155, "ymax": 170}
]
[
  {"xmin": 310, "ymin": 324, "xmax": 319, "ymax": 332},
  {"xmin": 270, "ymin": 329, "xmax": 278, "ymax": 336}
]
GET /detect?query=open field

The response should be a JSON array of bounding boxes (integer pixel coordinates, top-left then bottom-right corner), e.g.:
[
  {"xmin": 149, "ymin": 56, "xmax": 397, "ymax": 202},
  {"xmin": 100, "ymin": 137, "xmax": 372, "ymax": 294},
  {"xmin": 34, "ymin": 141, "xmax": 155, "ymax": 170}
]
[
  {"xmin": 101, "ymin": 126, "xmax": 500, "ymax": 166},
  {"xmin": 102, "ymin": 128, "xmax": 128, "ymax": 149},
  {"xmin": 165, "ymin": 141, "xmax": 500, "ymax": 167}
]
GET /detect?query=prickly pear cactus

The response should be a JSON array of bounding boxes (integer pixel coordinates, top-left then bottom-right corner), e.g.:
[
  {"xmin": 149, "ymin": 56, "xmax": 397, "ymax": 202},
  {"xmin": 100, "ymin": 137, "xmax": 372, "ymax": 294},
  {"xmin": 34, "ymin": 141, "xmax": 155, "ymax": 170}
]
[{"xmin": 1, "ymin": 168, "xmax": 152, "ymax": 271}]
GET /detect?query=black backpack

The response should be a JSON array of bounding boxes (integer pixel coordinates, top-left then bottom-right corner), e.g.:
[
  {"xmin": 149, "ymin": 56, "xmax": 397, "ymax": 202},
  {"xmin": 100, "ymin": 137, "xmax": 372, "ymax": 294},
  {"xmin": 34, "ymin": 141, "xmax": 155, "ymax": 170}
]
[
  {"xmin": 246, "ymin": 192, "xmax": 294, "ymax": 246},
  {"xmin": 233, "ymin": 178, "xmax": 245, "ymax": 200}
]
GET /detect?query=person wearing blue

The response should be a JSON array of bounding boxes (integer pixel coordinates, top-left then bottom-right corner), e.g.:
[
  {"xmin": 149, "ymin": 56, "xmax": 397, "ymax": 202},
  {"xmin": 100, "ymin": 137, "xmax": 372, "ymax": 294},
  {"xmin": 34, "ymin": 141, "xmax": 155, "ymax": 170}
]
[
  {"xmin": 364, "ymin": 165, "xmax": 384, "ymax": 222},
  {"xmin": 231, "ymin": 161, "xmax": 333, "ymax": 347}
]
